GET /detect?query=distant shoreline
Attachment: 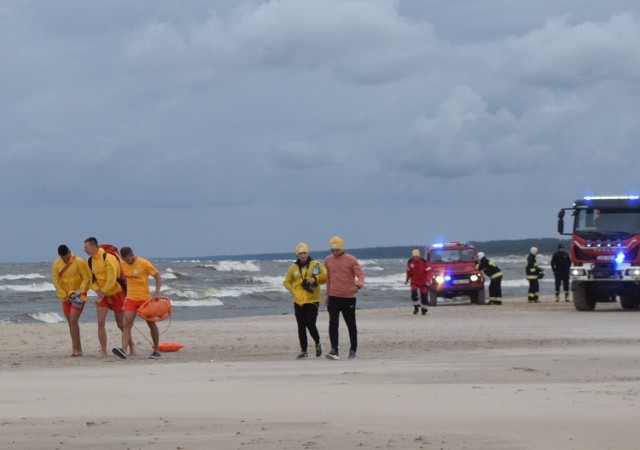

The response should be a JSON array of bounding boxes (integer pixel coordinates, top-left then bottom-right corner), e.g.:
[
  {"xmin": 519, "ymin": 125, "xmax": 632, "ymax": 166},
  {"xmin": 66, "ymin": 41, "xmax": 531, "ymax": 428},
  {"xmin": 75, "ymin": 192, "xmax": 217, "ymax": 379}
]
[{"xmin": 161, "ymin": 237, "xmax": 570, "ymax": 261}]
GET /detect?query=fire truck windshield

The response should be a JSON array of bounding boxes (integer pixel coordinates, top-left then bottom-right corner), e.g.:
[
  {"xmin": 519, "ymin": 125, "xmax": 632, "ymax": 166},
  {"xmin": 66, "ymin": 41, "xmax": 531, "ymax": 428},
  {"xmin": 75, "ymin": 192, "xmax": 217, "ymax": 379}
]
[
  {"xmin": 431, "ymin": 249, "xmax": 476, "ymax": 262},
  {"xmin": 574, "ymin": 208, "xmax": 640, "ymax": 237}
]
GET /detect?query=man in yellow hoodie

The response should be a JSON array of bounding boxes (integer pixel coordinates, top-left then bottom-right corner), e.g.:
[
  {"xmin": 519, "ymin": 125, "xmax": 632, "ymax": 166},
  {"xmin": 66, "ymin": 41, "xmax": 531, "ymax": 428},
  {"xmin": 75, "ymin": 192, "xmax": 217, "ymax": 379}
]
[
  {"xmin": 283, "ymin": 242, "xmax": 327, "ymax": 359},
  {"xmin": 84, "ymin": 237, "xmax": 127, "ymax": 357},
  {"xmin": 51, "ymin": 245, "xmax": 92, "ymax": 356}
]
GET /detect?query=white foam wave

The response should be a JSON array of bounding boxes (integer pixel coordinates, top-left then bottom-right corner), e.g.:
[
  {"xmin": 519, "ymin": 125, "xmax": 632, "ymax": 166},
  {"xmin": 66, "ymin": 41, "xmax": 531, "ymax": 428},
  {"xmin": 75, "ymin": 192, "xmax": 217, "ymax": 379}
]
[
  {"xmin": 366, "ymin": 274, "xmax": 405, "ymax": 285},
  {"xmin": 501, "ymin": 279, "xmax": 530, "ymax": 288},
  {"xmin": 204, "ymin": 261, "xmax": 261, "ymax": 272},
  {"xmin": 0, "ymin": 273, "xmax": 45, "ymax": 281},
  {"xmin": 167, "ymin": 288, "xmax": 221, "ymax": 299},
  {"xmin": 490, "ymin": 255, "xmax": 551, "ymax": 265},
  {"xmin": 162, "ymin": 271, "xmax": 178, "ymax": 280},
  {"xmin": 29, "ymin": 312, "xmax": 65, "ymax": 324},
  {"xmin": 172, "ymin": 298, "xmax": 224, "ymax": 307},
  {"xmin": 0, "ymin": 282, "xmax": 55, "ymax": 292}
]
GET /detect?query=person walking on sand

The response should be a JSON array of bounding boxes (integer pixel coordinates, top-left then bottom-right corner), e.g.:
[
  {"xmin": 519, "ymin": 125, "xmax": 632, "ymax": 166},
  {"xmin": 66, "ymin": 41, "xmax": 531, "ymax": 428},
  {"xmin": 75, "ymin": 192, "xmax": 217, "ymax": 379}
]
[
  {"xmin": 526, "ymin": 247, "xmax": 544, "ymax": 303},
  {"xmin": 112, "ymin": 246, "xmax": 162, "ymax": 360},
  {"xmin": 283, "ymin": 242, "xmax": 327, "ymax": 360},
  {"xmin": 51, "ymin": 245, "xmax": 92, "ymax": 356},
  {"xmin": 324, "ymin": 236, "xmax": 365, "ymax": 360},
  {"xmin": 84, "ymin": 237, "xmax": 128, "ymax": 357},
  {"xmin": 475, "ymin": 252, "xmax": 503, "ymax": 305},
  {"xmin": 405, "ymin": 249, "xmax": 428, "ymax": 315},
  {"xmin": 551, "ymin": 244, "xmax": 572, "ymax": 302}
]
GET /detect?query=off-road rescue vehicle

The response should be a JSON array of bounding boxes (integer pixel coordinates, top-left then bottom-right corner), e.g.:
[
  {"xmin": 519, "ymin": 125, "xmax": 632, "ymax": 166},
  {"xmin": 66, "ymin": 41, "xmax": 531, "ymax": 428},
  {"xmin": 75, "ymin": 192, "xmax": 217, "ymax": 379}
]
[{"xmin": 425, "ymin": 241, "xmax": 485, "ymax": 306}]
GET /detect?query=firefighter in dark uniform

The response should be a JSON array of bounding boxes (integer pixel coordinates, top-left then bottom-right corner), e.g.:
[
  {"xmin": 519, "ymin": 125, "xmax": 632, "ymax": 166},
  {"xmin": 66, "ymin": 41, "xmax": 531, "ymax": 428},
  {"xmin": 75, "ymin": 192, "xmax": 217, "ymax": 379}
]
[
  {"xmin": 475, "ymin": 252, "xmax": 503, "ymax": 305},
  {"xmin": 551, "ymin": 244, "xmax": 572, "ymax": 302},
  {"xmin": 526, "ymin": 247, "xmax": 544, "ymax": 303},
  {"xmin": 405, "ymin": 249, "xmax": 428, "ymax": 315}
]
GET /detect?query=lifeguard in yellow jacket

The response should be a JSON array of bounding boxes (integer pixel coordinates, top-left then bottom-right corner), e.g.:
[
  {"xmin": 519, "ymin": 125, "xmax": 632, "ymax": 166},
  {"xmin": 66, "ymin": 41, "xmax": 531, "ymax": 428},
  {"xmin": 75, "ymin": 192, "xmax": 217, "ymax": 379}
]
[
  {"xmin": 51, "ymin": 244, "xmax": 92, "ymax": 356},
  {"xmin": 283, "ymin": 242, "xmax": 327, "ymax": 359},
  {"xmin": 84, "ymin": 237, "xmax": 126, "ymax": 358}
]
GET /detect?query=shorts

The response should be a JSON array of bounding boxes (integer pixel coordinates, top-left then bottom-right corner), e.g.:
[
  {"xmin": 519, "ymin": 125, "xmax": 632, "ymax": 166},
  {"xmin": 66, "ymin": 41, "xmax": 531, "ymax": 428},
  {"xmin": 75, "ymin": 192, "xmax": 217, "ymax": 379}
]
[
  {"xmin": 96, "ymin": 291, "xmax": 125, "ymax": 313},
  {"xmin": 62, "ymin": 300, "xmax": 85, "ymax": 317},
  {"xmin": 124, "ymin": 299, "xmax": 147, "ymax": 312}
]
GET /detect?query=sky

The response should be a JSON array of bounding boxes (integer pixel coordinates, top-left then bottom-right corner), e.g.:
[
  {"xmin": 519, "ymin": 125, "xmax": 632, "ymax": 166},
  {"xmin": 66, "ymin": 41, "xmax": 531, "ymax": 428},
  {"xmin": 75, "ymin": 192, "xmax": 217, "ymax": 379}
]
[{"xmin": 2, "ymin": 0, "xmax": 640, "ymax": 262}]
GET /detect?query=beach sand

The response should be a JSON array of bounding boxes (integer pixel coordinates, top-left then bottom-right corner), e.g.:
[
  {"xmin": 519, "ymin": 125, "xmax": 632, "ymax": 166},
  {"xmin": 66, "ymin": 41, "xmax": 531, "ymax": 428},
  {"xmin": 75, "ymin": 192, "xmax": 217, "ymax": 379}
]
[{"xmin": 2, "ymin": 295, "xmax": 639, "ymax": 449}]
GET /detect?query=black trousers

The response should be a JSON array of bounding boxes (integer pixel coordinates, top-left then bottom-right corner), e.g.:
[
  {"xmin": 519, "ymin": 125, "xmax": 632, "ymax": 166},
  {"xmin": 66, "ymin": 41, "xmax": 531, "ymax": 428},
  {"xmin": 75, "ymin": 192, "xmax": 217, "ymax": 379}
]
[
  {"xmin": 489, "ymin": 277, "xmax": 502, "ymax": 299},
  {"xmin": 528, "ymin": 279, "xmax": 539, "ymax": 299},
  {"xmin": 411, "ymin": 288, "xmax": 428, "ymax": 307},
  {"xmin": 327, "ymin": 296, "xmax": 357, "ymax": 353},
  {"xmin": 294, "ymin": 302, "xmax": 320, "ymax": 351},
  {"xmin": 554, "ymin": 273, "xmax": 570, "ymax": 293}
]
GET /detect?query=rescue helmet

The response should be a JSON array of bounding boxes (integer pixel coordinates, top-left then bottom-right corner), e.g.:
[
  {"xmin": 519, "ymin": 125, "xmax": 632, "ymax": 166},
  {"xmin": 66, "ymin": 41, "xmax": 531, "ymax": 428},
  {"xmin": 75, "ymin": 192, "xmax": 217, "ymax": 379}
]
[
  {"xmin": 530, "ymin": 247, "xmax": 538, "ymax": 255},
  {"xmin": 411, "ymin": 249, "xmax": 420, "ymax": 257},
  {"xmin": 476, "ymin": 252, "xmax": 485, "ymax": 260}
]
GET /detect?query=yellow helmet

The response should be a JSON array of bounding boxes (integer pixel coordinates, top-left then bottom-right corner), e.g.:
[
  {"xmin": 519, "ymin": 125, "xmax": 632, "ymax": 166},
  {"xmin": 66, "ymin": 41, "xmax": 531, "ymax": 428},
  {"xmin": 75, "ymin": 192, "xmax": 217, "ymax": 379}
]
[
  {"xmin": 411, "ymin": 249, "xmax": 420, "ymax": 257},
  {"xmin": 329, "ymin": 236, "xmax": 344, "ymax": 250}
]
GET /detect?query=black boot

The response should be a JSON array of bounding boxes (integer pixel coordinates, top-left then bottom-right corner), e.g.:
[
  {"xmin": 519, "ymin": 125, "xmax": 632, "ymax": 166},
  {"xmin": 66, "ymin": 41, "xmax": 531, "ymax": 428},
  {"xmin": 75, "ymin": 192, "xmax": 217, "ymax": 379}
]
[
  {"xmin": 413, "ymin": 305, "xmax": 419, "ymax": 315},
  {"xmin": 421, "ymin": 307, "xmax": 427, "ymax": 315}
]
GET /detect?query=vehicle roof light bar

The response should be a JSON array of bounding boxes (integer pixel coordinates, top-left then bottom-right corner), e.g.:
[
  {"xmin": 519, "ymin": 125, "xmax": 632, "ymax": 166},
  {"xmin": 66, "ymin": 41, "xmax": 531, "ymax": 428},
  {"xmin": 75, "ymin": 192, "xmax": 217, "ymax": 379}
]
[{"xmin": 583, "ymin": 195, "xmax": 640, "ymax": 200}]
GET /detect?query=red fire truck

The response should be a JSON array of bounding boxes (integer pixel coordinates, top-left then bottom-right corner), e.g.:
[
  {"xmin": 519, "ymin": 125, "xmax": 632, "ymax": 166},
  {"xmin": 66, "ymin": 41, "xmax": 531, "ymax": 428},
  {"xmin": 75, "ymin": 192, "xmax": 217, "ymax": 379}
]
[
  {"xmin": 557, "ymin": 195, "xmax": 640, "ymax": 311},
  {"xmin": 425, "ymin": 241, "xmax": 485, "ymax": 306}
]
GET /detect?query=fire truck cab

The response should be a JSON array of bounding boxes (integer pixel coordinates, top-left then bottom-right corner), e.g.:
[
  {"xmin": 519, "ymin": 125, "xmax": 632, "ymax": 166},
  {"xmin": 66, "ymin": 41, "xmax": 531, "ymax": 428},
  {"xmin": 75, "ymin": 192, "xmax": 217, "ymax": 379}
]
[
  {"xmin": 557, "ymin": 195, "xmax": 640, "ymax": 311},
  {"xmin": 425, "ymin": 241, "xmax": 485, "ymax": 306}
]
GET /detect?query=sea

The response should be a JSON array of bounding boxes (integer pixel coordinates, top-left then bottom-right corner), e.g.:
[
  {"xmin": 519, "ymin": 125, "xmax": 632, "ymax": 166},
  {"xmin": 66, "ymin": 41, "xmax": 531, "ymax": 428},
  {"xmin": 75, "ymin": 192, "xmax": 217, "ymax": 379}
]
[{"xmin": 0, "ymin": 255, "xmax": 553, "ymax": 324}]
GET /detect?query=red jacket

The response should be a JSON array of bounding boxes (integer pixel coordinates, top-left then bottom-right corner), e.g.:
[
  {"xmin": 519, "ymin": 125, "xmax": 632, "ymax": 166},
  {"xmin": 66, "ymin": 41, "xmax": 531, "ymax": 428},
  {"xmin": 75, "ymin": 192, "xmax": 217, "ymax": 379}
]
[{"xmin": 406, "ymin": 257, "xmax": 428, "ymax": 286}]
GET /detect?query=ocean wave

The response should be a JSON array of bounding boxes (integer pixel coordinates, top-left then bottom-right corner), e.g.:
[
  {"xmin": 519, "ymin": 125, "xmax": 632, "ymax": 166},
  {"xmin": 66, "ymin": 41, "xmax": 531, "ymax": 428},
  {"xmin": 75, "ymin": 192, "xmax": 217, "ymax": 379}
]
[
  {"xmin": 166, "ymin": 287, "xmax": 221, "ymax": 299},
  {"xmin": 490, "ymin": 255, "xmax": 551, "ymax": 265},
  {"xmin": 0, "ymin": 273, "xmax": 45, "ymax": 281},
  {"xmin": 0, "ymin": 311, "xmax": 65, "ymax": 324},
  {"xmin": 501, "ymin": 279, "xmax": 530, "ymax": 288},
  {"xmin": 171, "ymin": 298, "xmax": 224, "ymax": 307},
  {"xmin": 197, "ymin": 261, "xmax": 261, "ymax": 272},
  {"xmin": 162, "ymin": 271, "xmax": 178, "ymax": 280},
  {"xmin": 0, "ymin": 282, "xmax": 55, "ymax": 292}
]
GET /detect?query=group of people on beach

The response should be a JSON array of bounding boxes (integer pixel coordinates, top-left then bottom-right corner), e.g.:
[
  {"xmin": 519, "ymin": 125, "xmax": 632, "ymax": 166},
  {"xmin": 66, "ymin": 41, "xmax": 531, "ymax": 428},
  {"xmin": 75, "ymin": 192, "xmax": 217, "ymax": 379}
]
[
  {"xmin": 283, "ymin": 236, "xmax": 365, "ymax": 361},
  {"xmin": 52, "ymin": 235, "xmax": 571, "ymax": 361},
  {"xmin": 51, "ymin": 237, "xmax": 162, "ymax": 359},
  {"xmin": 403, "ymin": 244, "xmax": 573, "ymax": 310}
]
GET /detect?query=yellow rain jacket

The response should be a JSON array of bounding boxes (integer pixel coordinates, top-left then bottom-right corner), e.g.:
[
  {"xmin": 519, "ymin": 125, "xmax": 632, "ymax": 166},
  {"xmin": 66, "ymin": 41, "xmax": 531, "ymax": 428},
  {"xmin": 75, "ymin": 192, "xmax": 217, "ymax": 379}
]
[
  {"xmin": 87, "ymin": 248, "xmax": 122, "ymax": 296},
  {"xmin": 283, "ymin": 258, "xmax": 327, "ymax": 305},
  {"xmin": 51, "ymin": 254, "xmax": 92, "ymax": 301}
]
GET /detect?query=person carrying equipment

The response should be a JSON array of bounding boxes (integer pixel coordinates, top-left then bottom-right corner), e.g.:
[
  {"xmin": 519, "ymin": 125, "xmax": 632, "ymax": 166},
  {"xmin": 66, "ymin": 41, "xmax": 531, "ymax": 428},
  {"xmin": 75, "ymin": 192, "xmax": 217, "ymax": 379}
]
[{"xmin": 283, "ymin": 242, "xmax": 327, "ymax": 360}]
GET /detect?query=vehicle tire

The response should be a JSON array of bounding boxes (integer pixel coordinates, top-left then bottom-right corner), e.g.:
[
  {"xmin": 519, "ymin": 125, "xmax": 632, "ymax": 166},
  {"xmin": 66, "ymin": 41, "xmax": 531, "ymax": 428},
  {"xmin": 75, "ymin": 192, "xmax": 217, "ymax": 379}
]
[
  {"xmin": 573, "ymin": 282, "xmax": 596, "ymax": 311},
  {"xmin": 620, "ymin": 295, "xmax": 640, "ymax": 309},
  {"xmin": 476, "ymin": 288, "xmax": 486, "ymax": 305},
  {"xmin": 469, "ymin": 289, "xmax": 485, "ymax": 305},
  {"xmin": 428, "ymin": 290, "xmax": 438, "ymax": 306}
]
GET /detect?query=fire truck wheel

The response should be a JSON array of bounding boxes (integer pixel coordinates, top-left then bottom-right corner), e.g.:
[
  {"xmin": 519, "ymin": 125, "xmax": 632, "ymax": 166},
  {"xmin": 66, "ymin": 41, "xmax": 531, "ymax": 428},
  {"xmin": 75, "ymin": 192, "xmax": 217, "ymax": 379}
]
[
  {"xmin": 573, "ymin": 282, "xmax": 596, "ymax": 311},
  {"xmin": 620, "ymin": 295, "xmax": 640, "ymax": 309}
]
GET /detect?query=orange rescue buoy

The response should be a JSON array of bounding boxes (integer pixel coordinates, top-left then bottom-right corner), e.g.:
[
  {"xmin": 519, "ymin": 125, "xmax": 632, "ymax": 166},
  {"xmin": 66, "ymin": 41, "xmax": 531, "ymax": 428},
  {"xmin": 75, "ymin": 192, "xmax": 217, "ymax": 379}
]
[
  {"xmin": 137, "ymin": 296, "xmax": 172, "ymax": 322},
  {"xmin": 158, "ymin": 342, "xmax": 184, "ymax": 352}
]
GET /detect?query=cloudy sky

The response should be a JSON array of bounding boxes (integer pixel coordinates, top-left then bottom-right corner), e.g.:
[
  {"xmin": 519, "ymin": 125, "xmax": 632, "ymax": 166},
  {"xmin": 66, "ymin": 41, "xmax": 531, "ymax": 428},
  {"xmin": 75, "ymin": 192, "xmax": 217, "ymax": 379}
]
[{"xmin": 2, "ymin": 0, "xmax": 640, "ymax": 262}]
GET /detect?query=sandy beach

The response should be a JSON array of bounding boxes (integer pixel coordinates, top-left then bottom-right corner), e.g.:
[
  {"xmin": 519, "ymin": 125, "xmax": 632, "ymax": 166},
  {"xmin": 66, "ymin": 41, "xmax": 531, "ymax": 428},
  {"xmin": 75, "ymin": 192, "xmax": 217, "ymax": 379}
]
[{"xmin": 1, "ymin": 295, "xmax": 639, "ymax": 449}]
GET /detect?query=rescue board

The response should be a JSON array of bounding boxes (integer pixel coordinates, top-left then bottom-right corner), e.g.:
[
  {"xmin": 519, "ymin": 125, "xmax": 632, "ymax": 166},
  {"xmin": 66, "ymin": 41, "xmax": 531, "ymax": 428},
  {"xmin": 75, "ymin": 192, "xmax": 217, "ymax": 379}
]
[{"xmin": 158, "ymin": 342, "xmax": 184, "ymax": 352}]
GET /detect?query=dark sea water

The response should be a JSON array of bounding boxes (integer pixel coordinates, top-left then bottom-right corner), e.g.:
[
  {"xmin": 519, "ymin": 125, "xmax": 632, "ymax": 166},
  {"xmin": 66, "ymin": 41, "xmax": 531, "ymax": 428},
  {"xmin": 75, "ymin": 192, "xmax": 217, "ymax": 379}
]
[{"xmin": 0, "ymin": 255, "xmax": 552, "ymax": 324}]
